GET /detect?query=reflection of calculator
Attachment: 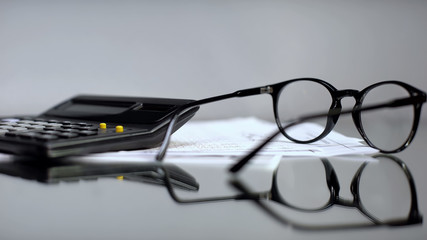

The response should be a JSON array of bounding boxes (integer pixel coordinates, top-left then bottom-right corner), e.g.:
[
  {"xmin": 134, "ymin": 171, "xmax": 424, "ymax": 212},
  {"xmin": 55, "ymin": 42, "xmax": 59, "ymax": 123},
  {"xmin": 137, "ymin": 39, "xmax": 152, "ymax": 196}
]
[
  {"xmin": 0, "ymin": 95, "xmax": 198, "ymax": 158},
  {"xmin": 0, "ymin": 157, "xmax": 199, "ymax": 191}
]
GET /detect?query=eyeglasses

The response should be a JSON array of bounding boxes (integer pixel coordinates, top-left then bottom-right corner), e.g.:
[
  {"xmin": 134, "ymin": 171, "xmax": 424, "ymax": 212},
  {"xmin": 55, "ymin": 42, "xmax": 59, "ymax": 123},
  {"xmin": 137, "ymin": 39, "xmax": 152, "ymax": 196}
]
[
  {"xmin": 230, "ymin": 155, "xmax": 423, "ymax": 229},
  {"xmin": 159, "ymin": 154, "xmax": 423, "ymax": 228},
  {"xmin": 156, "ymin": 78, "xmax": 426, "ymax": 161}
]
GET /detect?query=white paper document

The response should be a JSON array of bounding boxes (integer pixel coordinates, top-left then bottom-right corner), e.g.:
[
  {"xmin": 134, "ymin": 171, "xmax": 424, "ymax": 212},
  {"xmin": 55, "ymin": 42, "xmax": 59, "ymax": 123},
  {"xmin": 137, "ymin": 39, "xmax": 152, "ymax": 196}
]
[{"xmin": 88, "ymin": 117, "xmax": 378, "ymax": 161}]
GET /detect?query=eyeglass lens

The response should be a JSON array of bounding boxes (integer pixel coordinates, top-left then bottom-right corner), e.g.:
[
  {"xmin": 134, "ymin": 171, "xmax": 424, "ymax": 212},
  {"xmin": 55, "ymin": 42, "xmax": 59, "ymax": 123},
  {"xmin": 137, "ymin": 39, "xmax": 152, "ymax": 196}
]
[
  {"xmin": 359, "ymin": 83, "xmax": 414, "ymax": 152},
  {"xmin": 358, "ymin": 156, "xmax": 412, "ymax": 222},
  {"xmin": 276, "ymin": 80, "xmax": 333, "ymax": 142}
]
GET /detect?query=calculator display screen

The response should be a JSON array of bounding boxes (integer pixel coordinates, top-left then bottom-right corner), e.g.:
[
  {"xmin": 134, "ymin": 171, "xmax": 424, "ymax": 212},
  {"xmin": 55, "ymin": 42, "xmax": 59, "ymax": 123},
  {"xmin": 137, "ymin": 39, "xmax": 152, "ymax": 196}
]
[{"xmin": 63, "ymin": 104, "xmax": 129, "ymax": 114}]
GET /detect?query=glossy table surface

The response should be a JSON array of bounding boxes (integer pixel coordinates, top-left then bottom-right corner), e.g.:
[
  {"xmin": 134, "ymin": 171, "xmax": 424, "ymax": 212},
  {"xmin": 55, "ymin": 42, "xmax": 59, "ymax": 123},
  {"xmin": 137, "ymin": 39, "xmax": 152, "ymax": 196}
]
[{"xmin": 0, "ymin": 121, "xmax": 426, "ymax": 240}]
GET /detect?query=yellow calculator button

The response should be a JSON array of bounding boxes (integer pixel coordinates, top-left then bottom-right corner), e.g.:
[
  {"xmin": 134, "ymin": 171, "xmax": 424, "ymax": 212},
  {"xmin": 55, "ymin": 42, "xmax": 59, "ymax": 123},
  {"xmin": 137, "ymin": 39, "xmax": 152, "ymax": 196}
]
[
  {"xmin": 99, "ymin": 123, "xmax": 107, "ymax": 129},
  {"xmin": 115, "ymin": 125, "xmax": 124, "ymax": 133}
]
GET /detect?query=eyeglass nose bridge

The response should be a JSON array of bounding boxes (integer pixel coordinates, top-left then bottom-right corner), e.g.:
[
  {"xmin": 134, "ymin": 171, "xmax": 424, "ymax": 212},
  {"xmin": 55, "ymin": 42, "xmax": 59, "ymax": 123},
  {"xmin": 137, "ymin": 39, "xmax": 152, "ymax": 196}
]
[
  {"xmin": 325, "ymin": 89, "xmax": 360, "ymax": 126},
  {"xmin": 329, "ymin": 90, "xmax": 360, "ymax": 112},
  {"xmin": 335, "ymin": 196, "xmax": 357, "ymax": 208},
  {"xmin": 334, "ymin": 89, "xmax": 360, "ymax": 101}
]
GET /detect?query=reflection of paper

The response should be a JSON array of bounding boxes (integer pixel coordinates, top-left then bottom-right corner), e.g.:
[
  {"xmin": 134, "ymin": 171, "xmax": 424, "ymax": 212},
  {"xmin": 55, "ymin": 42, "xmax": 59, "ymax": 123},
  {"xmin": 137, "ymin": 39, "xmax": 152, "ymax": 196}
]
[{"xmin": 92, "ymin": 117, "xmax": 377, "ymax": 160}]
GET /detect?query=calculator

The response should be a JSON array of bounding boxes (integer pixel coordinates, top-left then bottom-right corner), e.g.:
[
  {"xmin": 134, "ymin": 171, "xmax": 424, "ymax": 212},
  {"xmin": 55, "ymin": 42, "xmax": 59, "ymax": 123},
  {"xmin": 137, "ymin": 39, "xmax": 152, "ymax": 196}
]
[{"xmin": 0, "ymin": 95, "xmax": 199, "ymax": 158}]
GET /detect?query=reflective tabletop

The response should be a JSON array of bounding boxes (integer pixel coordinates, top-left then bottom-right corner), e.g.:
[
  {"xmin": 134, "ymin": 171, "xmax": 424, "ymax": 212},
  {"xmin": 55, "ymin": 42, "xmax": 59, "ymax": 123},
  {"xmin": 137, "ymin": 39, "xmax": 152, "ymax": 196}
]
[{"xmin": 0, "ymin": 121, "xmax": 426, "ymax": 240}]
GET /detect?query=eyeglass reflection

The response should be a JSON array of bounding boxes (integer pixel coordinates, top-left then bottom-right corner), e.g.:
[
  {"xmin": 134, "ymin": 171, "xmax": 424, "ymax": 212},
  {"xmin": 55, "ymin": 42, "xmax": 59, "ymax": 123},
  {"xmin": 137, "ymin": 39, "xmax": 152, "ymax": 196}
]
[{"xmin": 161, "ymin": 154, "xmax": 422, "ymax": 229}]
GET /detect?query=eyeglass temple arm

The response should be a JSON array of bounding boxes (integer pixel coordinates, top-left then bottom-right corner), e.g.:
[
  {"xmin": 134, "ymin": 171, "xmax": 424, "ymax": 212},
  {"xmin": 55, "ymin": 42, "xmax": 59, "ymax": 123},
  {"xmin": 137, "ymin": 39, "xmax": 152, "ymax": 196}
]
[
  {"xmin": 229, "ymin": 94, "xmax": 426, "ymax": 173},
  {"xmin": 361, "ymin": 94, "xmax": 426, "ymax": 111},
  {"xmin": 155, "ymin": 86, "xmax": 271, "ymax": 161}
]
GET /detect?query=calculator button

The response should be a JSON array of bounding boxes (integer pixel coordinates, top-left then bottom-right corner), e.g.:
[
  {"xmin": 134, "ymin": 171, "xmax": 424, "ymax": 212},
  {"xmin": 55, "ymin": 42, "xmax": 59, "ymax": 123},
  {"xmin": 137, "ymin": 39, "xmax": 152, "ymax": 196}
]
[
  {"xmin": 43, "ymin": 127, "xmax": 61, "ymax": 131},
  {"xmin": 16, "ymin": 124, "xmax": 33, "ymax": 128},
  {"xmin": 17, "ymin": 120, "xmax": 36, "ymax": 124},
  {"xmin": 77, "ymin": 130, "xmax": 98, "ymax": 136},
  {"xmin": 16, "ymin": 132, "xmax": 40, "ymax": 138},
  {"xmin": 57, "ymin": 132, "xmax": 79, "ymax": 138},
  {"xmin": 0, "ymin": 126, "xmax": 18, "ymax": 131},
  {"xmin": 76, "ymin": 126, "xmax": 98, "ymax": 131},
  {"xmin": 0, "ymin": 122, "xmax": 17, "ymax": 126},
  {"xmin": 33, "ymin": 121, "xmax": 51, "ymax": 126},
  {"xmin": 27, "ymin": 125, "xmax": 45, "ymax": 130},
  {"xmin": 45, "ymin": 123, "xmax": 63, "ymax": 128},
  {"xmin": 43, "ymin": 130, "xmax": 62, "ymax": 135},
  {"xmin": 62, "ymin": 125, "xmax": 81, "ymax": 129},
  {"xmin": 1, "ymin": 118, "xmax": 20, "ymax": 122},
  {"xmin": 115, "ymin": 126, "xmax": 124, "ymax": 133},
  {"xmin": 59, "ymin": 129, "xmax": 80, "ymax": 133},
  {"xmin": 35, "ymin": 134, "xmax": 59, "ymax": 141},
  {"xmin": 10, "ymin": 127, "xmax": 28, "ymax": 132},
  {"xmin": 47, "ymin": 119, "xmax": 61, "ymax": 123},
  {"xmin": 75, "ymin": 122, "xmax": 92, "ymax": 126}
]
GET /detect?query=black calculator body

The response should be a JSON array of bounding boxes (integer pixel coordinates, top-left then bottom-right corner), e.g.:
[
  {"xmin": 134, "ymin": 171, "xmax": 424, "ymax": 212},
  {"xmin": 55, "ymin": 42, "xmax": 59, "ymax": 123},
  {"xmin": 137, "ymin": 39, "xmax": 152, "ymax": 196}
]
[{"xmin": 0, "ymin": 95, "xmax": 199, "ymax": 158}]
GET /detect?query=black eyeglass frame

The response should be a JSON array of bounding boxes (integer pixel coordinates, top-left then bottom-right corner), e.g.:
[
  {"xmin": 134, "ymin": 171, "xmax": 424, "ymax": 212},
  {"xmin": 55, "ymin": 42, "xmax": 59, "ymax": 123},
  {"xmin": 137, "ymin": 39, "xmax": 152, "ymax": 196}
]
[
  {"xmin": 231, "ymin": 154, "xmax": 423, "ymax": 228},
  {"xmin": 156, "ymin": 78, "xmax": 426, "ymax": 161},
  {"xmin": 271, "ymin": 79, "xmax": 425, "ymax": 152},
  {"xmin": 269, "ymin": 155, "xmax": 422, "ymax": 225}
]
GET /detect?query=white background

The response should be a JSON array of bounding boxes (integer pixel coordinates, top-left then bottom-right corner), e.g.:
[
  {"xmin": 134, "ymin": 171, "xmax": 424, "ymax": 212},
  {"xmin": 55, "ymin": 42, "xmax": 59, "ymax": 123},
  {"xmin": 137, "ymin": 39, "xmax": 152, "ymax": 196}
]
[{"xmin": 1, "ymin": 0, "xmax": 426, "ymax": 120}]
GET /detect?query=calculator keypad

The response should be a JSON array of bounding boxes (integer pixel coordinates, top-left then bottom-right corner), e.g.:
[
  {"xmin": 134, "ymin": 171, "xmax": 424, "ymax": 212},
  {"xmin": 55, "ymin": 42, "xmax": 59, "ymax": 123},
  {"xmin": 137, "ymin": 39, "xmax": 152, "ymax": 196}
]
[{"xmin": 0, "ymin": 118, "xmax": 101, "ymax": 141}]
